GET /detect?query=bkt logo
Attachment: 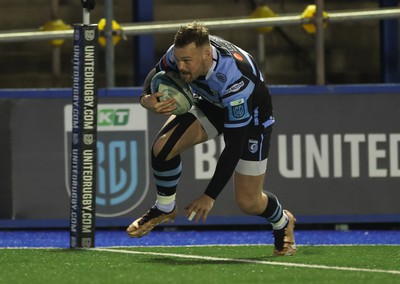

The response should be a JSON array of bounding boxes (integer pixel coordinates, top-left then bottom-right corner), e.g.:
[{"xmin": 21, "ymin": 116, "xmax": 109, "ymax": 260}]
[
  {"xmin": 64, "ymin": 104, "xmax": 149, "ymax": 217},
  {"xmin": 98, "ymin": 109, "xmax": 130, "ymax": 126}
]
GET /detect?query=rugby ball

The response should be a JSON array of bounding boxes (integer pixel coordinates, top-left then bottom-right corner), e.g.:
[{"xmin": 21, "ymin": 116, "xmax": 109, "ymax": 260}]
[{"xmin": 150, "ymin": 71, "xmax": 194, "ymax": 115}]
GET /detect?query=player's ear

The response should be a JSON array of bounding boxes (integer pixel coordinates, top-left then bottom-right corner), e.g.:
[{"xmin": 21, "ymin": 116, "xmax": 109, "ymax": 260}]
[{"xmin": 203, "ymin": 46, "xmax": 211, "ymax": 58}]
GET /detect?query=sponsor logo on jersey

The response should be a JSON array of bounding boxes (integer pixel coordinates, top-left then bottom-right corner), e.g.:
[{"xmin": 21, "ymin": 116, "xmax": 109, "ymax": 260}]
[
  {"xmin": 216, "ymin": 72, "xmax": 227, "ymax": 83},
  {"xmin": 226, "ymin": 81, "xmax": 245, "ymax": 94},
  {"xmin": 233, "ymin": 52, "xmax": 244, "ymax": 61}
]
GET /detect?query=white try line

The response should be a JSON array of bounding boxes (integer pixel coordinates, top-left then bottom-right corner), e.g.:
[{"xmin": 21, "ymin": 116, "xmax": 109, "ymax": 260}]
[{"xmin": 94, "ymin": 247, "xmax": 400, "ymax": 276}]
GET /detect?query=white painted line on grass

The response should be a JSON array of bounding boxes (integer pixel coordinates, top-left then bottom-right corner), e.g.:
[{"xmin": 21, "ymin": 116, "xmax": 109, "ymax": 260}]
[{"xmin": 94, "ymin": 247, "xmax": 400, "ymax": 276}]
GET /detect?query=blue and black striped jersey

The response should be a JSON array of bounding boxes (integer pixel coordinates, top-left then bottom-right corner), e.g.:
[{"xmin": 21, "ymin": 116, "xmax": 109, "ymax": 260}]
[{"xmin": 157, "ymin": 35, "xmax": 274, "ymax": 130}]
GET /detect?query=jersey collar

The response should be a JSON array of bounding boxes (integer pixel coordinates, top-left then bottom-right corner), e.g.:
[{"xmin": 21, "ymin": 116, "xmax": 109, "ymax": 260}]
[{"xmin": 202, "ymin": 46, "xmax": 218, "ymax": 80}]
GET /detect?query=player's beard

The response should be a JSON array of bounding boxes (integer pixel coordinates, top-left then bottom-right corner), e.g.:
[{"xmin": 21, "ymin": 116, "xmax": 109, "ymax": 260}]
[
  {"xmin": 180, "ymin": 71, "xmax": 192, "ymax": 83},
  {"xmin": 180, "ymin": 58, "xmax": 208, "ymax": 83}
]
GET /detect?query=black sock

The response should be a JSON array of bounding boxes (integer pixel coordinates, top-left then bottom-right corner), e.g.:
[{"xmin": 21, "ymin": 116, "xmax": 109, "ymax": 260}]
[
  {"xmin": 258, "ymin": 191, "xmax": 287, "ymax": 229},
  {"xmin": 152, "ymin": 152, "xmax": 181, "ymax": 197}
]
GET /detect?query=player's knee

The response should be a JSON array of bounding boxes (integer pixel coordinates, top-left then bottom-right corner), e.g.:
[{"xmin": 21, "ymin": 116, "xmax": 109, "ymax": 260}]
[
  {"xmin": 152, "ymin": 137, "xmax": 166, "ymax": 158},
  {"xmin": 152, "ymin": 136, "xmax": 182, "ymax": 165}
]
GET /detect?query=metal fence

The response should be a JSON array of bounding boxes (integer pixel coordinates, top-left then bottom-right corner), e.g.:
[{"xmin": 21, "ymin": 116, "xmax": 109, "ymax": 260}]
[{"xmin": 0, "ymin": 4, "xmax": 399, "ymax": 85}]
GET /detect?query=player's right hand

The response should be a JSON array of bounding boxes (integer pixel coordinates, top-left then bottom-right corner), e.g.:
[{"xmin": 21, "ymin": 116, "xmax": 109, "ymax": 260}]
[{"xmin": 184, "ymin": 194, "xmax": 215, "ymax": 223}]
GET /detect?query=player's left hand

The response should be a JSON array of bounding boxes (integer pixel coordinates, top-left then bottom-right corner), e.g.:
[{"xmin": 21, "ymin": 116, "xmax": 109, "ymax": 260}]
[
  {"xmin": 140, "ymin": 93, "xmax": 176, "ymax": 115},
  {"xmin": 185, "ymin": 194, "xmax": 215, "ymax": 223}
]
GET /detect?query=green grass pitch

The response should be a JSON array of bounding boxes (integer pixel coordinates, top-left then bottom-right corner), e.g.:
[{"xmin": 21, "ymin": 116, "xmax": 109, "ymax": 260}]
[{"xmin": 1, "ymin": 245, "xmax": 399, "ymax": 283}]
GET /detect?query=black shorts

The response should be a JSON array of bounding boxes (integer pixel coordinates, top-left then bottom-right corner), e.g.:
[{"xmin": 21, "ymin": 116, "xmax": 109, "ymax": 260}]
[{"xmin": 190, "ymin": 98, "xmax": 273, "ymax": 175}]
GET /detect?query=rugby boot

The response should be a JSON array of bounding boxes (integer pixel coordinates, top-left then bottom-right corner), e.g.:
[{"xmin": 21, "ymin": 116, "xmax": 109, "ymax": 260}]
[
  {"xmin": 272, "ymin": 210, "xmax": 297, "ymax": 256},
  {"xmin": 126, "ymin": 205, "xmax": 177, "ymax": 238}
]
